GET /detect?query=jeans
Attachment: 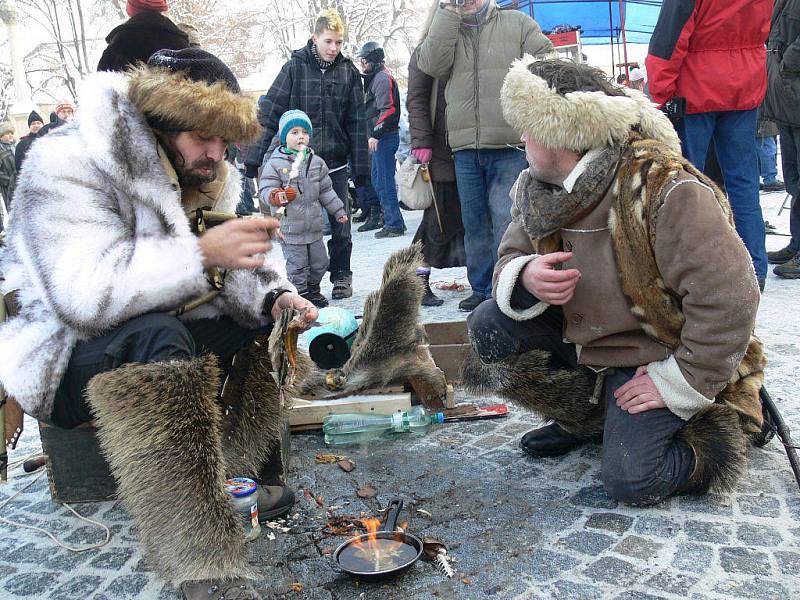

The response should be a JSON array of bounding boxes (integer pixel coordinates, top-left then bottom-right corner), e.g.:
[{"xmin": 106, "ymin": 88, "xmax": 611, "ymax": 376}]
[
  {"xmin": 468, "ymin": 299, "xmax": 695, "ymax": 505},
  {"xmin": 453, "ymin": 148, "xmax": 528, "ymax": 298},
  {"xmin": 327, "ymin": 168, "xmax": 353, "ymax": 282},
  {"xmin": 679, "ymin": 110, "xmax": 768, "ymax": 279},
  {"xmin": 50, "ymin": 314, "xmax": 265, "ymax": 429},
  {"xmin": 371, "ymin": 130, "xmax": 404, "ymax": 230},
  {"xmin": 756, "ymin": 136, "xmax": 779, "ymax": 185},
  {"xmin": 779, "ymin": 124, "xmax": 800, "ymax": 250}
]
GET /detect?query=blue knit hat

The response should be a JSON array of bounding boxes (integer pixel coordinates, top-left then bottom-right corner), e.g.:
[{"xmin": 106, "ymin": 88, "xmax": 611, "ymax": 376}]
[{"xmin": 279, "ymin": 109, "xmax": 313, "ymax": 145}]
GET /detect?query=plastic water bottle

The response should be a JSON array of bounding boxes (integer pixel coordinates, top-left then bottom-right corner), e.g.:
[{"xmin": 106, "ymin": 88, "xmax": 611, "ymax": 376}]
[{"xmin": 323, "ymin": 405, "xmax": 445, "ymax": 446}]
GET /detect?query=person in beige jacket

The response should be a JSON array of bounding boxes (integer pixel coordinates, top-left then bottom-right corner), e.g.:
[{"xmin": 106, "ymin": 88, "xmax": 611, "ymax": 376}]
[
  {"xmin": 417, "ymin": 0, "xmax": 552, "ymax": 311},
  {"xmin": 463, "ymin": 58, "xmax": 767, "ymax": 505}
]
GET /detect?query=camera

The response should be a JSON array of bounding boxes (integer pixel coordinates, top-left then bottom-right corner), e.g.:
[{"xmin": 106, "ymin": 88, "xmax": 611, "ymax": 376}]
[{"xmin": 661, "ymin": 96, "xmax": 686, "ymax": 125}]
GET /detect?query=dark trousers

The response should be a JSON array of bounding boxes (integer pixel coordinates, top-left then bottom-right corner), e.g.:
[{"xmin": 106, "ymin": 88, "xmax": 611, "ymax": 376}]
[
  {"xmin": 778, "ymin": 124, "xmax": 800, "ymax": 250},
  {"xmin": 327, "ymin": 168, "xmax": 353, "ymax": 282},
  {"xmin": 468, "ymin": 299, "xmax": 695, "ymax": 505},
  {"xmin": 50, "ymin": 314, "xmax": 265, "ymax": 429}
]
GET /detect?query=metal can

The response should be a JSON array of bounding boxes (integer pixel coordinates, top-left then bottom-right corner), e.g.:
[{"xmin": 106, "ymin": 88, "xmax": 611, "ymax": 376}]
[{"xmin": 224, "ymin": 477, "xmax": 261, "ymax": 542}]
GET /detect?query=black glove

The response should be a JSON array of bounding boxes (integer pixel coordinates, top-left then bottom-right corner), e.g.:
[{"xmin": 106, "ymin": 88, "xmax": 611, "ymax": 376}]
[{"xmin": 244, "ymin": 164, "xmax": 259, "ymax": 179}]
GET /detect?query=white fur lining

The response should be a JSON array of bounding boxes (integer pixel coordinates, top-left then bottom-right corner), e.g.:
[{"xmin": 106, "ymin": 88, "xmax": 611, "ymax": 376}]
[
  {"xmin": 648, "ymin": 355, "xmax": 713, "ymax": 420},
  {"xmin": 495, "ymin": 254, "xmax": 550, "ymax": 321}
]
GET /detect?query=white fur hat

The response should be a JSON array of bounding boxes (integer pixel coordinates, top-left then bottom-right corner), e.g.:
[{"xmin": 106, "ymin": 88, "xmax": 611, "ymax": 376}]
[{"xmin": 501, "ymin": 56, "xmax": 681, "ymax": 154}]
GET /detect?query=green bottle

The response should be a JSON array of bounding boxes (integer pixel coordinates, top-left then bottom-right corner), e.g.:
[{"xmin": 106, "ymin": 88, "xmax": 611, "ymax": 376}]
[{"xmin": 322, "ymin": 405, "xmax": 445, "ymax": 446}]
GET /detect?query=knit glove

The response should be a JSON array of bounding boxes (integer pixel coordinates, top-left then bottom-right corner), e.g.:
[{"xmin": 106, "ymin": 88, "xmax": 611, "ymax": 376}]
[
  {"xmin": 268, "ymin": 186, "xmax": 298, "ymax": 207},
  {"xmin": 412, "ymin": 148, "xmax": 433, "ymax": 164}
]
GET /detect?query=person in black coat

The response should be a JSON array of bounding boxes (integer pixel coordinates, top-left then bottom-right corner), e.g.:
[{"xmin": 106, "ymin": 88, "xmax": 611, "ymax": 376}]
[
  {"xmin": 244, "ymin": 9, "xmax": 370, "ymax": 300},
  {"xmin": 97, "ymin": 1, "xmax": 189, "ymax": 72},
  {"xmin": 14, "ymin": 111, "xmax": 45, "ymax": 171},
  {"xmin": 406, "ymin": 47, "xmax": 466, "ymax": 307}
]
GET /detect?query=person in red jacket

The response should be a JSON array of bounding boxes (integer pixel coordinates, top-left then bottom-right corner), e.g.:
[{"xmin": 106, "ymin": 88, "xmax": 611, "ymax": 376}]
[{"xmin": 645, "ymin": 0, "xmax": 771, "ymax": 290}]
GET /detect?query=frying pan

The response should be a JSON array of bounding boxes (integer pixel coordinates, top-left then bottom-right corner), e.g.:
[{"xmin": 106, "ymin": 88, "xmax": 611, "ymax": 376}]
[{"xmin": 334, "ymin": 499, "xmax": 423, "ymax": 580}]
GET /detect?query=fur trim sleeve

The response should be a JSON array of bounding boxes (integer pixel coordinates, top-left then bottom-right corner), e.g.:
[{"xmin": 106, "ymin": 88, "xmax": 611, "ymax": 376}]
[
  {"xmin": 648, "ymin": 355, "xmax": 713, "ymax": 420},
  {"xmin": 16, "ymin": 191, "xmax": 209, "ymax": 337},
  {"xmin": 495, "ymin": 254, "xmax": 550, "ymax": 321},
  {"xmin": 216, "ymin": 245, "xmax": 296, "ymax": 328}
]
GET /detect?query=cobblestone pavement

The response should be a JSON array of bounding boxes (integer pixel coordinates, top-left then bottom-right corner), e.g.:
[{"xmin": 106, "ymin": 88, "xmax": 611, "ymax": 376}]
[{"xmin": 1, "ymin": 193, "xmax": 799, "ymax": 600}]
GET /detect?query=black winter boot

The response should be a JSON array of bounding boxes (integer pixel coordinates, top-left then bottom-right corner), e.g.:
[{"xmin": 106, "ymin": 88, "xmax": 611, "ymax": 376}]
[
  {"xmin": 774, "ymin": 253, "xmax": 800, "ymax": 278},
  {"xmin": 357, "ymin": 206, "xmax": 382, "ymax": 232},
  {"xmin": 417, "ymin": 268, "xmax": 443, "ymax": 307},
  {"xmin": 301, "ymin": 287, "xmax": 329, "ymax": 308},
  {"xmin": 520, "ymin": 423, "xmax": 600, "ymax": 457},
  {"xmin": 767, "ymin": 244, "xmax": 798, "ymax": 264}
]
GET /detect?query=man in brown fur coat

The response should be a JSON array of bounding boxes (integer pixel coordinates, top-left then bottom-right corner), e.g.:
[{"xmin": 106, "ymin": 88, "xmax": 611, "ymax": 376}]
[
  {"xmin": 0, "ymin": 49, "xmax": 318, "ymax": 600},
  {"xmin": 464, "ymin": 58, "xmax": 766, "ymax": 505}
]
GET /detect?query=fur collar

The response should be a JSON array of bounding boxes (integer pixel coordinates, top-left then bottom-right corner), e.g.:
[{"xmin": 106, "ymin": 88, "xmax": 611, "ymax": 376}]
[{"xmin": 512, "ymin": 145, "xmax": 620, "ymax": 240}]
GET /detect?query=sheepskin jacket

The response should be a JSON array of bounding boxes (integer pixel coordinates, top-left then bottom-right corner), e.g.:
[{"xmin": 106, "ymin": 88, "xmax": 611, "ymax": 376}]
[
  {"xmin": 493, "ymin": 137, "xmax": 764, "ymax": 431},
  {"xmin": 0, "ymin": 71, "xmax": 293, "ymax": 420}
]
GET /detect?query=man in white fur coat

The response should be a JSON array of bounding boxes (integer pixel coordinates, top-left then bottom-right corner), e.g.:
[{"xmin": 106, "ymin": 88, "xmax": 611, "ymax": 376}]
[
  {"xmin": 463, "ymin": 59, "xmax": 767, "ymax": 506},
  {"xmin": 0, "ymin": 48, "xmax": 317, "ymax": 600}
]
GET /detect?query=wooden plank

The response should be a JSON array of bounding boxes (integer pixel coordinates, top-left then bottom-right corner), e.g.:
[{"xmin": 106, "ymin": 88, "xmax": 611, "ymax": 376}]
[
  {"xmin": 424, "ymin": 321, "xmax": 469, "ymax": 346},
  {"xmin": 429, "ymin": 343, "xmax": 471, "ymax": 383},
  {"xmin": 288, "ymin": 393, "xmax": 412, "ymax": 429},
  {"xmin": 298, "ymin": 385, "xmax": 404, "ymax": 402}
]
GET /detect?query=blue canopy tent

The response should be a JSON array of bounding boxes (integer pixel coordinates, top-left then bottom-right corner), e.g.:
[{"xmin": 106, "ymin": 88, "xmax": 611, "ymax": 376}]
[{"xmin": 496, "ymin": 0, "xmax": 664, "ymax": 76}]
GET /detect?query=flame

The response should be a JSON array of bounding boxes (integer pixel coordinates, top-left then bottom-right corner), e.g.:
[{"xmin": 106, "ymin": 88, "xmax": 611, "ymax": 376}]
[{"xmin": 344, "ymin": 517, "xmax": 408, "ymax": 572}]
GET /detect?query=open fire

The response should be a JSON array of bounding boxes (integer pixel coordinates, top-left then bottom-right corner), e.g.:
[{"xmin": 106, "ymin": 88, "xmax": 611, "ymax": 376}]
[{"xmin": 337, "ymin": 517, "xmax": 418, "ymax": 574}]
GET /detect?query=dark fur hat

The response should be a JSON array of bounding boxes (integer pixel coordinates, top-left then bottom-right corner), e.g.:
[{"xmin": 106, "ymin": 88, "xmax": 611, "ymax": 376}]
[{"xmin": 127, "ymin": 48, "xmax": 260, "ymax": 142}]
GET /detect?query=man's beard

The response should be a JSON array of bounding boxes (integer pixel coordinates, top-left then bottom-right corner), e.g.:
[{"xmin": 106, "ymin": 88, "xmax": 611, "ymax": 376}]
[{"xmin": 159, "ymin": 133, "xmax": 219, "ymax": 187}]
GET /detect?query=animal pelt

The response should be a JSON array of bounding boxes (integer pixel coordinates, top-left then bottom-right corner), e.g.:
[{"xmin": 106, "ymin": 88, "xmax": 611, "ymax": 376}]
[
  {"xmin": 87, "ymin": 355, "xmax": 252, "ymax": 583},
  {"xmin": 218, "ymin": 336, "xmax": 284, "ymax": 480},
  {"xmin": 718, "ymin": 335, "xmax": 767, "ymax": 436},
  {"xmin": 461, "ymin": 348, "xmax": 604, "ymax": 436},
  {"xmin": 675, "ymin": 403, "xmax": 748, "ymax": 495},
  {"xmin": 0, "ymin": 70, "xmax": 292, "ymax": 420},
  {"xmin": 295, "ymin": 243, "xmax": 447, "ymax": 398}
]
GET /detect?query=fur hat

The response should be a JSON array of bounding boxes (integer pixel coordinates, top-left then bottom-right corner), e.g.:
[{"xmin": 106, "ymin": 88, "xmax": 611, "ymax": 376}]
[
  {"xmin": 501, "ymin": 56, "xmax": 681, "ymax": 154},
  {"xmin": 127, "ymin": 48, "xmax": 260, "ymax": 142},
  {"xmin": 28, "ymin": 111, "xmax": 44, "ymax": 127},
  {"xmin": 0, "ymin": 122, "xmax": 14, "ymax": 137},
  {"xmin": 279, "ymin": 109, "xmax": 313, "ymax": 145}
]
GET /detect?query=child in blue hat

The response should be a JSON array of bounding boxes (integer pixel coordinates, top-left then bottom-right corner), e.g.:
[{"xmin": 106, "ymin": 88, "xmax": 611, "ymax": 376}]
[{"xmin": 259, "ymin": 109, "xmax": 348, "ymax": 308}]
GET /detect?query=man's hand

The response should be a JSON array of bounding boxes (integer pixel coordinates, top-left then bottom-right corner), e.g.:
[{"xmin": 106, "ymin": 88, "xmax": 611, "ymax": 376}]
[
  {"xmin": 368, "ymin": 137, "xmax": 379, "ymax": 153},
  {"xmin": 198, "ymin": 217, "xmax": 279, "ymax": 270},
  {"xmin": 270, "ymin": 291, "xmax": 319, "ymax": 324},
  {"xmin": 337, "ymin": 215, "xmax": 349, "ymax": 224},
  {"xmin": 519, "ymin": 252, "xmax": 581, "ymax": 305},
  {"xmin": 614, "ymin": 366, "xmax": 666, "ymax": 414}
]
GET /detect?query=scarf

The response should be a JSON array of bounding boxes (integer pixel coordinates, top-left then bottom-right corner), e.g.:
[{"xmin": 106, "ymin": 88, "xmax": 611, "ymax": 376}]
[
  {"xmin": 512, "ymin": 145, "xmax": 621, "ymax": 241},
  {"xmin": 311, "ymin": 44, "xmax": 335, "ymax": 70}
]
